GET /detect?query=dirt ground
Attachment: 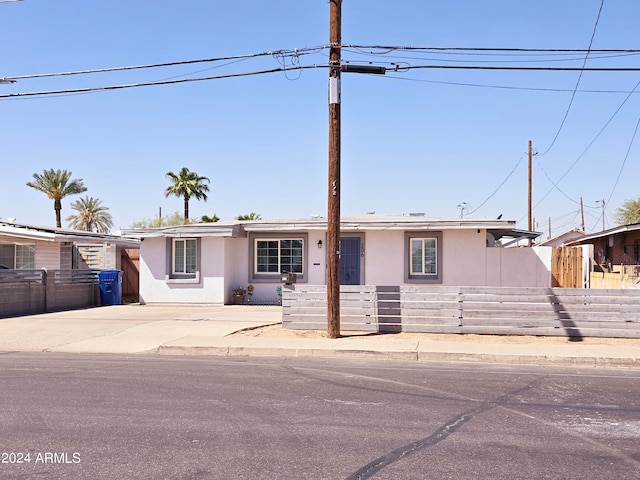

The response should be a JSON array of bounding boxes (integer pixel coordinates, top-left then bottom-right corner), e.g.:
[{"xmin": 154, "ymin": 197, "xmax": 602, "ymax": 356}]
[{"xmin": 232, "ymin": 323, "xmax": 640, "ymax": 346}]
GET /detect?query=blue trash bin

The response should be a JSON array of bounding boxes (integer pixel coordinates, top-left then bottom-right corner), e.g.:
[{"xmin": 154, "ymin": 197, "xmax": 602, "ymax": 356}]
[{"xmin": 98, "ymin": 270, "xmax": 123, "ymax": 306}]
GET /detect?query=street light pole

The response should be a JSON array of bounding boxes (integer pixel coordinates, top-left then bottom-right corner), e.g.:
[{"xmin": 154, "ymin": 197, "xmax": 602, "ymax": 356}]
[{"xmin": 327, "ymin": 0, "xmax": 342, "ymax": 339}]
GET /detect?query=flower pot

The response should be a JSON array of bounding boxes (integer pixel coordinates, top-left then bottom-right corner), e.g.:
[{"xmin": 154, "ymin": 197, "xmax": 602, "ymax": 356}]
[{"xmin": 233, "ymin": 294, "xmax": 245, "ymax": 305}]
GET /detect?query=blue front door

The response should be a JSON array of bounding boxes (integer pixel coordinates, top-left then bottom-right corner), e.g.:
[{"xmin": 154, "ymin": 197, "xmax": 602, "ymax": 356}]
[{"xmin": 340, "ymin": 237, "xmax": 361, "ymax": 285}]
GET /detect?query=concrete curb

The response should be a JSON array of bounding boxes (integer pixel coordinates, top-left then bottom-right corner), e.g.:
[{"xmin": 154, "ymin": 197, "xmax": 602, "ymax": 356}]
[{"xmin": 157, "ymin": 344, "xmax": 640, "ymax": 368}]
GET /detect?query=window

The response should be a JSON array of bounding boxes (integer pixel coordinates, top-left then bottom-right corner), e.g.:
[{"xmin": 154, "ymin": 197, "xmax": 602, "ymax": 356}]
[
  {"xmin": 0, "ymin": 244, "xmax": 35, "ymax": 269},
  {"xmin": 173, "ymin": 238, "xmax": 197, "ymax": 275},
  {"xmin": 249, "ymin": 233, "xmax": 307, "ymax": 282},
  {"xmin": 405, "ymin": 232, "xmax": 442, "ymax": 283},
  {"xmin": 411, "ymin": 238, "xmax": 437, "ymax": 275},
  {"xmin": 255, "ymin": 239, "xmax": 303, "ymax": 274}
]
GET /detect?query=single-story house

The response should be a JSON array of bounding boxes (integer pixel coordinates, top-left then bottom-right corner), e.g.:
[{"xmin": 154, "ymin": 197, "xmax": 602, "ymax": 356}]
[
  {"xmin": 0, "ymin": 221, "xmax": 140, "ymax": 271},
  {"xmin": 536, "ymin": 228, "xmax": 586, "ymax": 247},
  {"xmin": 123, "ymin": 214, "xmax": 549, "ymax": 305},
  {"xmin": 567, "ymin": 223, "xmax": 640, "ymax": 275}
]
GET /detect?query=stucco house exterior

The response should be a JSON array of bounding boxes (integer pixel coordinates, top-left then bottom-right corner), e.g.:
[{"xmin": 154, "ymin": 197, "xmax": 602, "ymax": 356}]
[
  {"xmin": 124, "ymin": 214, "xmax": 549, "ymax": 305},
  {"xmin": 0, "ymin": 221, "xmax": 139, "ymax": 271}
]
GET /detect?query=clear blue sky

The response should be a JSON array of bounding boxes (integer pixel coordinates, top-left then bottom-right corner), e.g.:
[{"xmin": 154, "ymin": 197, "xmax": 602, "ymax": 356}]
[{"xmin": 2, "ymin": 0, "xmax": 639, "ymax": 238}]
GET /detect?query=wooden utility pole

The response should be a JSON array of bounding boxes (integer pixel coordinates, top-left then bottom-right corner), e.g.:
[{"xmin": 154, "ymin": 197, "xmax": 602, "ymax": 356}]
[
  {"xmin": 327, "ymin": 0, "xmax": 342, "ymax": 338},
  {"xmin": 580, "ymin": 196, "xmax": 585, "ymax": 231},
  {"xmin": 528, "ymin": 140, "xmax": 533, "ymax": 246}
]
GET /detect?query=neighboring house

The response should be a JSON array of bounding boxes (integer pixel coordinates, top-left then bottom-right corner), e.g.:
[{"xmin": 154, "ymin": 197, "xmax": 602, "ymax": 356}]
[
  {"xmin": 567, "ymin": 223, "xmax": 640, "ymax": 274},
  {"xmin": 123, "ymin": 214, "xmax": 548, "ymax": 305},
  {"xmin": 536, "ymin": 228, "xmax": 586, "ymax": 247},
  {"xmin": 0, "ymin": 221, "xmax": 140, "ymax": 271}
]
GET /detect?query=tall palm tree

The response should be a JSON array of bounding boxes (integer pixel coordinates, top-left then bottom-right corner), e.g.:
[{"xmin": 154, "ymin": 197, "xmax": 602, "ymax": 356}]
[
  {"xmin": 164, "ymin": 167, "xmax": 210, "ymax": 221},
  {"xmin": 26, "ymin": 169, "xmax": 87, "ymax": 228},
  {"xmin": 66, "ymin": 196, "xmax": 114, "ymax": 233}
]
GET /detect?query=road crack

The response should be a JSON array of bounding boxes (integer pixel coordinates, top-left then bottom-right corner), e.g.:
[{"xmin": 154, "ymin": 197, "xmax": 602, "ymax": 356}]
[{"xmin": 345, "ymin": 381, "xmax": 539, "ymax": 480}]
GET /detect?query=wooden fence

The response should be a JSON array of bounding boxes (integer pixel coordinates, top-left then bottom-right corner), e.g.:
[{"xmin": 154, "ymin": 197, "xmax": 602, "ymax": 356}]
[
  {"xmin": 282, "ymin": 285, "xmax": 640, "ymax": 339},
  {"xmin": 590, "ymin": 271, "xmax": 640, "ymax": 289},
  {"xmin": 551, "ymin": 246, "xmax": 583, "ymax": 288}
]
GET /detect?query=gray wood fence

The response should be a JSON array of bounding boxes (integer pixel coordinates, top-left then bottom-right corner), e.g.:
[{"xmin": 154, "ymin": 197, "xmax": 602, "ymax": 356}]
[
  {"xmin": 0, "ymin": 269, "xmax": 100, "ymax": 318},
  {"xmin": 282, "ymin": 285, "xmax": 640, "ymax": 338}
]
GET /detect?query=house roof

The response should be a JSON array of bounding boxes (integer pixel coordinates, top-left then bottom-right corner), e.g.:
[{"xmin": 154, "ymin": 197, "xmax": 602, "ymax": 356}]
[
  {"xmin": 536, "ymin": 228, "xmax": 586, "ymax": 247},
  {"xmin": 0, "ymin": 221, "xmax": 140, "ymax": 247},
  {"xmin": 123, "ymin": 214, "xmax": 540, "ymax": 242},
  {"xmin": 566, "ymin": 223, "xmax": 640, "ymax": 245},
  {"xmin": 122, "ymin": 222, "xmax": 244, "ymax": 238}
]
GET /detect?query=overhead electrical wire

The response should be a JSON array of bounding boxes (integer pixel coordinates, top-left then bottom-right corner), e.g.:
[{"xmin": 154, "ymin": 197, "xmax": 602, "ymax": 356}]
[
  {"xmin": 4, "ymin": 47, "xmax": 328, "ymax": 80},
  {"xmin": 529, "ymin": 77, "xmax": 640, "ymax": 213},
  {"xmin": 605, "ymin": 115, "xmax": 640, "ymax": 207},
  {"xmin": 6, "ymin": 63, "xmax": 640, "ymax": 101},
  {"xmin": 2, "ymin": 38, "xmax": 638, "ymax": 231},
  {"xmin": 538, "ymin": 0, "xmax": 606, "ymax": 156},
  {"xmin": 342, "ymin": 45, "xmax": 640, "ymax": 54},
  {"xmin": 466, "ymin": 155, "xmax": 524, "ymax": 216},
  {"xmin": 380, "ymin": 74, "xmax": 640, "ymax": 94},
  {"xmin": 0, "ymin": 65, "xmax": 325, "ymax": 99}
]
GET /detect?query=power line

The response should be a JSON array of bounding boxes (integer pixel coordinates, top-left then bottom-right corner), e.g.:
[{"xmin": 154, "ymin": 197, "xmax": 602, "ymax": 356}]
[
  {"xmin": 343, "ymin": 45, "xmax": 640, "ymax": 54},
  {"xmin": 400, "ymin": 65, "xmax": 640, "ymax": 72},
  {"xmin": 0, "ymin": 65, "xmax": 323, "ymax": 100},
  {"xmin": 380, "ymin": 74, "xmax": 640, "ymax": 94},
  {"xmin": 605, "ymin": 114, "xmax": 640, "ymax": 206},
  {"xmin": 529, "ymin": 77, "xmax": 640, "ymax": 214},
  {"xmin": 539, "ymin": 0, "xmax": 606, "ymax": 156},
  {"xmin": 467, "ymin": 155, "xmax": 524, "ymax": 216},
  {"xmin": 4, "ymin": 47, "xmax": 327, "ymax": 80}
]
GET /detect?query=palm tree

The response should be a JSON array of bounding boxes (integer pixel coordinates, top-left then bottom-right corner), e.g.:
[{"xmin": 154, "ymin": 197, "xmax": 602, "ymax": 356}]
[
  {"xmin": 201, "ymin": 214, "xmax": 220, "ymax": 223},
  {"xmin": 66, "ymin": 196, "xmax": 114, "ymax": 233},
  {"xmin": 235, "ymin": 213, "xmax": 262, "ymax": 221},
  {"xmin": 164, "ymin": 167, "xmax": 210, "ymax": 221},
  {"xmin": 26, "ymin": 169, "xmax": 87, "ymax": 228}
]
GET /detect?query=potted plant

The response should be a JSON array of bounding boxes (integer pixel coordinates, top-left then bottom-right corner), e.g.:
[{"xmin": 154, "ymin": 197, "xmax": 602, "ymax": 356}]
[{"xmin": 232, "ymin": 286, "xmax": 246, "ymax": 305}]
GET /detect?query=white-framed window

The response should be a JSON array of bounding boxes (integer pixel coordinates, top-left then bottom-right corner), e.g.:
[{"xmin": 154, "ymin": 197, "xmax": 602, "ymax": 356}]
[
  {"xmin": 0, "ymin": 244, "xmax": 35, "ymax": 269},
  {"xmin": 410, "ymin": 238, "xmax": 437, "ymax": 276},
  {"xmin": 173, "ymin": 238, "xmax": 197, "ymax": 275},
  {"xmin": 405, "ymin": 231, "xmax": 442, "ymax": 283}
]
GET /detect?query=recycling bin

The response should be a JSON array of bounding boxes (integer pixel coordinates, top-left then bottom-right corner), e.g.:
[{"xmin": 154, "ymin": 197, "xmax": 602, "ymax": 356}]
[{"xmin": 98, "ymin": 270, "xmax": 123, "ymax": 306}]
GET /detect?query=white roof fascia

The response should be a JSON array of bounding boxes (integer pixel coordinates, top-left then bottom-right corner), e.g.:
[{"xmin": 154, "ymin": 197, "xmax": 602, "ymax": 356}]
[
  {"xmin": 242, "ymin": 217, "xmax": 516, "ymax": 232},
  {"xmin": 567, "ymin": 224, "xmax": 640, "ymax": 245},
  {"xmin": 0, "ymin": 225, "xmax": 140, "ymax": 246},
  {"xmin": 0, "ymin": 226, "xmax": 56, "ymax": 242},
  {"xmin": 122, "ymin": 223, "xmax": 242, "ymax": 238}
]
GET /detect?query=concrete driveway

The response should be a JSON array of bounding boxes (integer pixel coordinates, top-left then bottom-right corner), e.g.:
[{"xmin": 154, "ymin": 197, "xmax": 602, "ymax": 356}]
[{"xmin": 0, "ymin": 304, "xmax": 281, "ymax": 354}]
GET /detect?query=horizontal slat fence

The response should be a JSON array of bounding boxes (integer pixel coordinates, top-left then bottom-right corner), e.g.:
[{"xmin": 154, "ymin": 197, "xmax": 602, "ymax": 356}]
[
  {"xmin": 0, "ymin": 269, "xmax": 101, "ymax": 318},
  {"xmin": 282, "ymin": 285, "xmax": 640, "ymax": 338}
]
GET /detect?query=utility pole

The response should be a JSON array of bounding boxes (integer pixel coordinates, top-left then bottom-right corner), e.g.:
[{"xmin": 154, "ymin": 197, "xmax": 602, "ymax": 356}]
[
  {"xmin": 597, "ymin": 199, "xmax": 606, "ymax": 231},
  {"xmin": 528, "ymin": 140, "xmax": 532, "ymax": 246},
  {"xmin": 327, "ymin": 0, "xmax": 342, "ymax": 338},
  {"xmin": 580, "ymin": 197, "xmax": 585, "ymax": 231}
]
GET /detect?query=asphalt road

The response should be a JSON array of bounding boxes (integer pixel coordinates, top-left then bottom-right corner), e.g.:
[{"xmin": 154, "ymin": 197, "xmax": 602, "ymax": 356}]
[{"xmin": 1, "ymin": 353, "xmax": 639, "ymax": 480}]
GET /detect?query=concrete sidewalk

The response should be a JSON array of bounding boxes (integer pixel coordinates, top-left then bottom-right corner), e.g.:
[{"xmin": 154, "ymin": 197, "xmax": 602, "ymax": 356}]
[{"xmin": 0, "ymin": 304, "xmax": 639, "ymax": 368}]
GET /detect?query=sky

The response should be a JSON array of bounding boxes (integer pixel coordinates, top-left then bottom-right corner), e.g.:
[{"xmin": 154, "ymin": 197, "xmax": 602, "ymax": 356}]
[{"xmin": 1, "ymin": 0, "xmax": 639, "ymax": 238}]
